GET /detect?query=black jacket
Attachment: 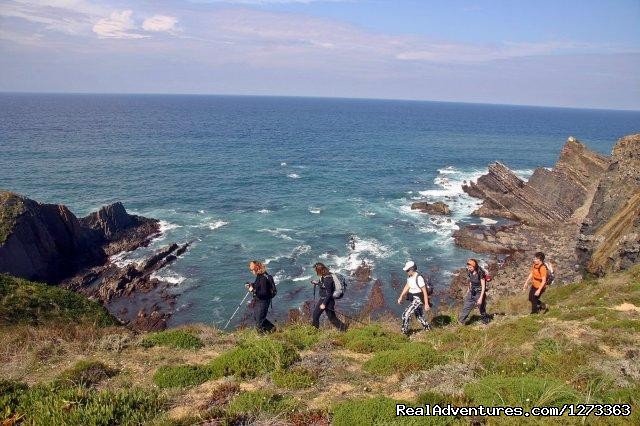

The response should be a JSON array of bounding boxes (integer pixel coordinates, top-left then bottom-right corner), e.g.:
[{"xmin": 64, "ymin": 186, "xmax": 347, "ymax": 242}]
[
  {"xmin": 318, "ymin": 275, "xmax": 335, "ymax": 305},
  {"xmin": 252, "ymin": 273, "xmax": 275, "ymax": 300}
]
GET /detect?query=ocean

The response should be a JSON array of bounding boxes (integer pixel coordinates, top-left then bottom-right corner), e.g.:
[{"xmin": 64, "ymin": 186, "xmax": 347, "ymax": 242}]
[{"xmin": 1, "ymin": 93, "xmax": 639, "ymax": 327}]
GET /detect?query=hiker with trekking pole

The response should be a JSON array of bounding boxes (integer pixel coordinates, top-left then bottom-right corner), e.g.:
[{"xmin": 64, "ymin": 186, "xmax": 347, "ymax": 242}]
[
  {"xmin": 245, "ymin": 260, "xmax": 277, "ymax": 333},
  {"xmin": 310, "ymin": 262, "xmax": 347, "ymax": 331}
]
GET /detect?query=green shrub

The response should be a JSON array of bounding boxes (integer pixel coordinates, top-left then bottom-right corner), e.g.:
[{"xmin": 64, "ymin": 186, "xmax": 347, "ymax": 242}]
[
  {"xmin": 209, "ymin": 337, "xmax": 299, "ymax": 379},
  {"xmin": 0, "ymin": 274, "xmax": 117, "ymax": 326},
  {"xmin": 339, "ymin": 324, "xmax": 406, "ymax": 353},
  {"xmin": 486, "ymin": 315, "xmax": 542, "ymax": 346},
  {"xmin": 227, "ymin": 390, "xmax": 300, "ymax": 416},
  {"xmin": 55, "ymin": 360, "xmax": 118, "ymax": 388},
  {"xmin": 277, "ymin": 324, "xmax": 321, "ymax": 350},
  {"xmin": 332, "ymin": 396, "xmax": 444, "ymax": 425},
  {"xmin": 0, "ymin": 380, "xmax": 28, "ymax": 420},
  {"xmin": 141, "ymin": 329, "xmax": 204, "ymax": 350},
  {"xmin": 0, "ymin": 193, "xmax": 25, "ymax": 244},
  {"xmin": 465, "ymin": 375, "xmax": 580, "ymax": 408},
  {"xmin": 363, "ymin": 343, "xmax": 444, "ymax": 375},
  {"xmin": 153, "ymin": 365, "xmax": 213, "ymax": 389},
  {"xmin": 9, "ymin": 384, "xmax": 164, "ymax": 425},
  {"xmin": 272, "ymin": 368, "xmax": 315, "ymax": 389}
]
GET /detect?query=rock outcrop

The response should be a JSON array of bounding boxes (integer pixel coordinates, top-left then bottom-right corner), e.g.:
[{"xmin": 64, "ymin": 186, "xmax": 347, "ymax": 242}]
[
  {"xmin": 462, "ymin": 138, "xmax": 609, "ymax": 227},
  {"xmin": 452, "ymin": 136, "xmax": 633, "ymax": 296},
  {"xmin": 0, "ymin": 191, "xmax": 159, "ymax": 283},
  {"xmin": 0, "ymin": 191, "xmax": 189, "ymax": 330},
  {"xmin": 578, "ymin": 134, "xmax": 640, "ymax": 275},
  {"xmin": 410, "ymin": 201, "xmax": 451, "ymax": 215}
]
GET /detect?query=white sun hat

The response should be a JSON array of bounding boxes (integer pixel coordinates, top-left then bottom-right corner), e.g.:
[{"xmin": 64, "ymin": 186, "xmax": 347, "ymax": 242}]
[{"xmin": 403, "ymin": 260, "xmax": 416, "ymax": 271}]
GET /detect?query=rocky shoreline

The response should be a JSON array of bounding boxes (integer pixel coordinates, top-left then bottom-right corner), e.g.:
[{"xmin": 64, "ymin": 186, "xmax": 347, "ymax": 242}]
[
  {"xmin": 0, "ymin": 192, "xmax": 190, "ymax": 331},
  {"xmin": 447, "ymin": 134, "xmax": 639, "ymax": 298}
]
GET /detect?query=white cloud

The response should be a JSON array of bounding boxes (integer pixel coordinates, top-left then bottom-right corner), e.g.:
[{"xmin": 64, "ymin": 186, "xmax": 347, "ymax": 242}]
[
  {"xmin": 142, "ymin": 15, "xmax": 178, "ymax": 33},
  {"xmin": 92, "ymin": 10, "xmax": 147, "ymax": 39}
]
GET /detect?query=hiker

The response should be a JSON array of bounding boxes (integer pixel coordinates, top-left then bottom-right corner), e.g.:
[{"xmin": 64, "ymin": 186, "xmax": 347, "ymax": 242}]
[
  {"xmin": 523, "ymin": 252, "xmax": 549, "ymax": 314},
  {"xmin": 397, "ymin": 261, "xmax": 431, "ymax": 335},
  {"xmin": 310, "ymin": 262, "xmax": 346, "ymax": 331},
  {"xmin": 458, "ymin": 259, "xmax": 490, "ymax": 325},
  {"xmin": 246, "ymin": 260, "xmax": 276, "ymax": 333}
]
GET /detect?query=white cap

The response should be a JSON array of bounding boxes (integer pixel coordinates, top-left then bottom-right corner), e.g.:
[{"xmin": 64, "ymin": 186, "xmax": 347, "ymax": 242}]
[{"xmin": 403, "ymin": 261, "xmax": 416, "ymax": 271}]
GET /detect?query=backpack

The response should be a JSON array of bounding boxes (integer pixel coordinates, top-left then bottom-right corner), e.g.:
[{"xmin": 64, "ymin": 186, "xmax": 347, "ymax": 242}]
[
  {"xmin": 265, "ymin": 273, "xmax": 277, "ymax": 298},
  {"xmin": 543, "ymin": 262, "xmax": 555, "ymax": 286},
  {"xmin": 331, "ymin": 273, "xmax": 348, "ymax": 299},
  {"xmin": 418, "ymin": 273, "xmax": 434, "ymax": 296}
]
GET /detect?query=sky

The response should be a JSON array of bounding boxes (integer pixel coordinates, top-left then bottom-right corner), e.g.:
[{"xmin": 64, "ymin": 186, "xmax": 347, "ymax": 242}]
[{"xmin": 1, "ymin": 0, "xmax": 639, "ymax": 110}]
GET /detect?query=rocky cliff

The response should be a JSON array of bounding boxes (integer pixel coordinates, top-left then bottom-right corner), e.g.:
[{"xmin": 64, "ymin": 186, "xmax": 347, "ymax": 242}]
[
  {"xmin": 453, "ymin": 134, "xmax": 639, "ymax": 295},
  {"xmin": 0, "ymin": 191, "xmax": 189, "ymax": 330},
  {"xmin": 462, "ymin": 137, "xmax": 610, "ymax": 227},
  {"xmin": 0, "ymin": 191, "xmax": 159, "ymax": 283},
  {"xmin": 578, "ymin": 134, "xmax": 640, "ymax": 275}
]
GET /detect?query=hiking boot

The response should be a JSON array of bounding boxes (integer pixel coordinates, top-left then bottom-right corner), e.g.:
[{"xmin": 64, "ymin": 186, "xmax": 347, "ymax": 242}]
[
  {"xmin": 481, "ymin": 316, "xmax": 490, "ymax": 325},
  {"xmin": 542, "ymin": 304, "xmax": 549, "ymax": 314},
  {"xmin": 423, "ymin": 324, "xmax": 432, "ymax": 331}
]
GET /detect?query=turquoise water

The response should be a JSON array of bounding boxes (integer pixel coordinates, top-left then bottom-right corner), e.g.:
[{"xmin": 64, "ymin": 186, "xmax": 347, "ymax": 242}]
[{"xmin": 1, "ymin": 94, "xmax": 638, "ymax": 326}]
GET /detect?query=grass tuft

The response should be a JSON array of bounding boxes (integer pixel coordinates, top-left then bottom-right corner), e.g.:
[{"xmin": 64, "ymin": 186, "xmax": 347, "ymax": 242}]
[
  {"xmin": 55, "ymin": 360, "xmax": 118, "ymax": 388},
  {"xmin": 227, "ymin": 390, "xmax": 300, "ymax": 416},
  {"xmin": 363, "ymin": 342, "xmax": 444, "ymax": 375},
  {"xmin": 338, "ymin": 324, "xmax": 406, "ymax": 353},
  {"xmin": 272, "ymin": 368, "xmax": 316, "ymax": 389},
  {"xmin": 141, "ymin": 329, "xmax": 204, "ymax": 350},
  {"xmin": 209, "ymin": 337, "xmax": 299, "ymax": 379},
  {"xmin": 153, "ymin": 365, "xmax": 213, "ymax": 389}
]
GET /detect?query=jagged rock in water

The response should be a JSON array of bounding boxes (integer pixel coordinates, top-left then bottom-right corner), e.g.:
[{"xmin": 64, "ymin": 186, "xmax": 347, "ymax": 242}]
[
  {"xmin": 0, "ymin": 191, "xmax": 160, "ymax": 283},
  {"xmin": 578, "ymin": 134, "xmax": 640, "ymax": 274},
  {"xmin": 410, "ymin": 201, "xmax": 451, "ymax": 215}
]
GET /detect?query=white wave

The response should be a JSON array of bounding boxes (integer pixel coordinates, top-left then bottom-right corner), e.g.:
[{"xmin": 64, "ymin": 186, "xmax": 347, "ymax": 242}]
[
  {"xmin": 361, "ymin": 210, "xmax": 376, "ymax": 217},
  {"xmin": 281, "ymin": 162, "xmax": 287, "ymax": 166},
  {"xmin": 258, "ymin": 209, "xmax": 271, "ymax": 214},
  {"xmin": 151, "ymin": 271, "xmax": 186, "ymax": 285},
  {"xmin": 438, "ymin": 166, "xmax": 458, "ymax": 174},
  {"xmin": 292, "ymin": 275, "xmax": 312, "ymax": 282},
  {"xmin": 109, "ymin": 251, "xmax": 142, "ymax": 268},
  {"xmin": 258, "ymin": 228, "xmax": 296, "ymax": 241},
  {"xmin": 159, "ymin": 220, "xmax": 182, "ymax": 233},
  {"xmin": 198, "ymin": 210, "xmax": 206, "ymax": 214},
  {"xmin": 273, "ymin": 270, "xmax": 288, "ymax": 284},
  {"xmin": 292, "ymin": 244, "xmax": 311, "ymax": 256},
  {"xmin": 287, "ymin": 173, "xmax": 300, "ymax": 179},
  {"xmin": 264, "ymin": 255, "xmax": 286, "ymax": 265},
  {"xmin": 514, "ymin": 169, "xmax": 535, "ymax": 179},
  {"xmin": 308, "ymin": 207, "xmax": 321, "ymax": 214},
  {"xmin": 205, "ymin": 220, "xmax": 229, "ymax": 230}
]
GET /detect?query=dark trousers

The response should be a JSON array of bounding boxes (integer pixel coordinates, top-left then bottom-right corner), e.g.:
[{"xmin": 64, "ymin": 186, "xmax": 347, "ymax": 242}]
[
  {"xmin": 529, "ymin": 286, "xmax": 546, "ymax": 313},
  {"xmin": 459, "ymin": 288, "xmax": 488, "ymax": 324},
  {"xmin": 312, "ymin": 299, "xmax": 345, "ymax": 331},
  {"xmin": 253, "ymin": 298, "xmax": 274, "ymax": 333}
]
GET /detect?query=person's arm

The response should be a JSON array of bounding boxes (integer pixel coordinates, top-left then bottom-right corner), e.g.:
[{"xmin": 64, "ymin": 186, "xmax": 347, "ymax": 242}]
[
  {"xmin": 421, "ymin": 286, "xmax": 430, "ymax": 310},
  {"xmin": 397, "ymin": 283, "xmax": 410, "ymax": 304},
  {"xmin": 478, "ymin": 277, "xmax": 486, "ymax": 305},
  {"xmin": 247, "ymin": 275, "xmax": 258, "ymax": 293},
  {"xmin": 523, "ymin": 272, "xmax": 532, "ymax": 291}
]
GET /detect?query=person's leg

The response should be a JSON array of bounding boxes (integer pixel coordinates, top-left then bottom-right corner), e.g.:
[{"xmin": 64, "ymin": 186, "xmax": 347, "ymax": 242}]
[
  {"xmin": 538, "ymin": 287, "xmax": 547, "ymax": 313},
  {"xmin": 401, "ymin": 298, "xmax": 419, "ymax": 335},
  {"xmin": 325, "ymin": 299, "xmax": 346, "ymax": 331},
  {"xmin": 254, "ymin": 299, "xmax": 269, "ymax": 332},
  {"xmin": 414, "ymin": 302, "xmax": 431, "ymax": 330},
  {"xmin": 479, "ymin": 294, "xmax": 489, "ymax": 324},
  {"xmin": 529, "ymin": 286, "xmax": 539, "ymax": 314},
  {"xmin": 459, "ymin": 291, "xmax": 475, "ymax": 324},
  {"xmin": 311, "ymin": 300, "xmax": 323, "ymax": 328}
]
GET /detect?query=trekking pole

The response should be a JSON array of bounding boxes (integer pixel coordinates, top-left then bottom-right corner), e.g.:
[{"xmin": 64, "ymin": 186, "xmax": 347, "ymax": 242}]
[{"xmin": 224, "ymin": 290, "xmax": 251, "ymax": 330}]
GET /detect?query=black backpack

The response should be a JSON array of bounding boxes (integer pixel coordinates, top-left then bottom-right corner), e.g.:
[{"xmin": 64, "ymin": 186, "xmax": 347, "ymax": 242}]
[{"xmin": 265, "ymin": 273, "xmax": 277, "ymax": 298}]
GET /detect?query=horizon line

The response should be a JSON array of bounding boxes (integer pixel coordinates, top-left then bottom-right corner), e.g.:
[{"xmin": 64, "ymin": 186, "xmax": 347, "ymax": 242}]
[{"xmin": 1, "ymin": 90, "xmax": 639, "ymax": 113}]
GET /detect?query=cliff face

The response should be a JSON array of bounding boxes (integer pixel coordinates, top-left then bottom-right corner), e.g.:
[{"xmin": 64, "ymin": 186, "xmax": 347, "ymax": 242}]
[
  {"xmin": 578, "ymin": 134, "xmax": 640, "ymax": 274},
  {"xmin": 463, "ymin": 138, "xmax": 610, "ymax": 227},
  {"xmin": 0, "ymin": 192, "xmax": 159, "ymax": 283}
]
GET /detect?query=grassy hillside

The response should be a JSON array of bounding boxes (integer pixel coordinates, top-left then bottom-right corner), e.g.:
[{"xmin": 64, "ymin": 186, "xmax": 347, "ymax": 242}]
[{"xmin": 1, "ymin": 267, "xmax": 639, "ymax": 425}]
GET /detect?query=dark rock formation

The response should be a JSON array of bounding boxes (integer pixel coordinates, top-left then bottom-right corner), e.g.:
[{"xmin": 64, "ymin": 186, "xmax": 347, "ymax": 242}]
[
  {"xmin": 462, "ymin": 138, "xmax": 609, "ymax": 227},
  {"xmin": 0, "ymin": 192, "xmax": 160, "ymax": 283},
  {"xmin": 0, "ymin": 191, "xmax": 191, "ymax": 331},
  {"xmin": 411, "ymin": 201, "xmax": 451, "ymax": 215},
  {"xmin": 578, "ymin": 134, "xmax": 640, "ymax": 275}
]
